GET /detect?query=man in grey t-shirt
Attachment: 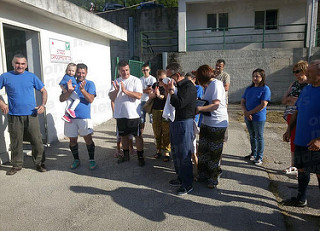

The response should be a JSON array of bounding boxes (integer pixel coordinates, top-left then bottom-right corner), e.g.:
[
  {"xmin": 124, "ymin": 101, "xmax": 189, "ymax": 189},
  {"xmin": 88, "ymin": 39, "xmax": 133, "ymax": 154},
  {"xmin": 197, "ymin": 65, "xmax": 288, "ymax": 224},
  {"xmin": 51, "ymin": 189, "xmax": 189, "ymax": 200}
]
[
  {"xmin": 215, "ymin": 59, "xmax": 230, "ymax": 143},
  {"xmin": 215, "ymin": 59, "xmax": 230, "ymax": 104}
]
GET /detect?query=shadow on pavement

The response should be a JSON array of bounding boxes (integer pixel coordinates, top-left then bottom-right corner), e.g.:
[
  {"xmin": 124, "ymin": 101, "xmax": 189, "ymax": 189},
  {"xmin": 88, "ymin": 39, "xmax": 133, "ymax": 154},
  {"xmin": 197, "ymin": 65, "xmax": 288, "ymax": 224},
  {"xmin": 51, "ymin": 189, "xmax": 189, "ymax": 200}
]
[{"xmin": 70, "ymin": 185, "xmax": 286, "ymax": 230}]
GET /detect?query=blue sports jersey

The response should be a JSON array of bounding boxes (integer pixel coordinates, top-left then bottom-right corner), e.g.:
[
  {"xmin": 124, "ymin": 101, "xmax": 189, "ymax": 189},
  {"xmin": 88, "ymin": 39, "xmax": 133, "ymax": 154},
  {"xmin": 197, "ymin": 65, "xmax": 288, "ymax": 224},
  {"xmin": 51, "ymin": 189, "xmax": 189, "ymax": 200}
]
[
  {"xmin": 0, "ymin": 71, "xmax": 44, "ymax": 116},
  {"xmin": 295, "ymin": 84, "xmax": 320, "ymax": 147},
  {"xmin": 73, "ymin": 79, "xmax": 96, "ymax": 119},
  {"xmin": 59, "ymin": 74, "xmax": 78, "ymax": 91},
  {"xmin": 242, "ymin": 85, "xmax": 271, "ymax": 121}
]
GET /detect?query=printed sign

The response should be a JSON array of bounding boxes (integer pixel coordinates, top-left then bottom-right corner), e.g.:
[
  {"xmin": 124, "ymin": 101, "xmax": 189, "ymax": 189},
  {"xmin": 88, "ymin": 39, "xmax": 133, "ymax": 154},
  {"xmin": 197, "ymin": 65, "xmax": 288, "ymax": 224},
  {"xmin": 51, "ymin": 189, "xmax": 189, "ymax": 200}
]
[{"xmin": 50, "ymin": 39, "xmax": 71, "ymax": 63}]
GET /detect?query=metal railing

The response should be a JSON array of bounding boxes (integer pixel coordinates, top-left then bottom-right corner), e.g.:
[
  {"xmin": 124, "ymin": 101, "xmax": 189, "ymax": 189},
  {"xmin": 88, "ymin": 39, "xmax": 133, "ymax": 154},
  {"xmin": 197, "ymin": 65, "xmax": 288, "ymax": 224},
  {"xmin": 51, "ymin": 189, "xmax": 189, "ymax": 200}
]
[
  {"xmin": 140, "ymin": 23, "xmax": 309, "ymax": 54},
  {"xmin": 140, "ymin": 30, "xmax": 178, "ymax": 57},
  {"xmin": 186, "ymin": 23, "xmax": 307, "ymax": 50}
]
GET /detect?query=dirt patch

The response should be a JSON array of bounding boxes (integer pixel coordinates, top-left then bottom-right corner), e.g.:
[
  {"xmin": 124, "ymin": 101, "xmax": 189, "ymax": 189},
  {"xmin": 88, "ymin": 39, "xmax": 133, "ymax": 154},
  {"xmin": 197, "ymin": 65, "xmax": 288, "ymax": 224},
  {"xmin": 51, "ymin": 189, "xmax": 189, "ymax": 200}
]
[{"xmin": 234, "ymin": 111, "xmax": 286, "ymax": 124}]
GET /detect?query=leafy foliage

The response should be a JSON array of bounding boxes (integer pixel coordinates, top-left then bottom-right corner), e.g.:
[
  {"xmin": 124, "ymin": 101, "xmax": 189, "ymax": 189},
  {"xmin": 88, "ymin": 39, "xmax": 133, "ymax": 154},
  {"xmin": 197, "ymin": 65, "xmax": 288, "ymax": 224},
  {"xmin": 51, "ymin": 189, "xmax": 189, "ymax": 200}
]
[{"xmin": 66, "ymin": 0, "xmax": 178, "ymax": 11}]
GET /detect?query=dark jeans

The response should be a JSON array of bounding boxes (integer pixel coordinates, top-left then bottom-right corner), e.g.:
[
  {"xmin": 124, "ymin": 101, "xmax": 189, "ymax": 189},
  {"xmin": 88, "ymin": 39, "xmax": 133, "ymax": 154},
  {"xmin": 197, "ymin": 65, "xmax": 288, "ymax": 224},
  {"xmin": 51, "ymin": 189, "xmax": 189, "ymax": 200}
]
[
  {"xmin": 8, "ymin": 115, "xmax": 44, "ymax": 167},
  {"xmin": 170, "ymin": 118, "xmax": 194, "ymax": 188},
  {"xmin": 245, "ymin": 120, "xmax": 265, "ymax": 161},
  {"xmin": 140, "ymin": 101, "xmax": 153, "ymax": 124}
]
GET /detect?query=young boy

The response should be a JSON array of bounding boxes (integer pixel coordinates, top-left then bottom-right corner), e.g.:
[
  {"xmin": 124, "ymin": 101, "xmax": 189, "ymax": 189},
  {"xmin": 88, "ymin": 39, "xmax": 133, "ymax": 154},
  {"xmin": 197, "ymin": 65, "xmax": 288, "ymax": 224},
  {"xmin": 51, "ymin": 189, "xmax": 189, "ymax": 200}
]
[{"xmin": 140, "ymin": 63, "xmax": 156, "ymax": 131}]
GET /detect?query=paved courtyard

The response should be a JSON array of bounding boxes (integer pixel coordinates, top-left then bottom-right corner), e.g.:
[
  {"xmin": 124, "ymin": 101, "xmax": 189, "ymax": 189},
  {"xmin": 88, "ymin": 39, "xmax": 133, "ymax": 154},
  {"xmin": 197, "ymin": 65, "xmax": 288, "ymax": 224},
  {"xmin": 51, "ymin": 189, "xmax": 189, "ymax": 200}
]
[{"xmin": 0, "ymin": 105, "xmax": 319, "ymax": 231}]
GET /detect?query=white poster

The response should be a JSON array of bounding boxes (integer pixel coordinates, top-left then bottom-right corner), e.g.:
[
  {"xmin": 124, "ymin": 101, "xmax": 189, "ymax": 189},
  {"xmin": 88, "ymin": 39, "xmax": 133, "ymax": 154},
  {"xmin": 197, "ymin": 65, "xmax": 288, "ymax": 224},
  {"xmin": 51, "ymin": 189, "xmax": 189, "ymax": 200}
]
[{"xmin": 50, "ymin": 39, "xmax": 71, "ymax": 63}]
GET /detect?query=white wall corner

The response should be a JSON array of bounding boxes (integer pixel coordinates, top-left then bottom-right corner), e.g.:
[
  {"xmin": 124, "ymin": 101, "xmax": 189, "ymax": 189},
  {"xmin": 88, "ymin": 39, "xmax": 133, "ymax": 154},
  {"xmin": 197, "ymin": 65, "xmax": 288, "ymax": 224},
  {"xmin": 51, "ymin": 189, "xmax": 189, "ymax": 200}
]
[{"xmin": 178, "ymin": 0, "xmax": 187, "ymax": 52}]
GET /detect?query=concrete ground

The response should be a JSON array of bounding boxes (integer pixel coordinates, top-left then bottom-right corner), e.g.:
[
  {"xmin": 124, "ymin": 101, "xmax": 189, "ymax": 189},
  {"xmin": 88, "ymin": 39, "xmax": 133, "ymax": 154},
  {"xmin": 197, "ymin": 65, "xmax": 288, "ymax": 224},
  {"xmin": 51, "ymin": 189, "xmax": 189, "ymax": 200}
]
[{"xmin": 0, "ymin": 105, "xmax": 319, "ymax": 231}]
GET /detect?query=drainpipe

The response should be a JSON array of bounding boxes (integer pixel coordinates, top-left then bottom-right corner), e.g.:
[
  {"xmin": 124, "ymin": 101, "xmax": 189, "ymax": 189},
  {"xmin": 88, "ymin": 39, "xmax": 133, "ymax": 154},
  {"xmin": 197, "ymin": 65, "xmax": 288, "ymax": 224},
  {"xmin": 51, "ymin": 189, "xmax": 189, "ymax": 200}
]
[
  {"xmin": 162, "ymin": 52, "xmax": 168, "ymax": 70},
  {"xmin": 308, "ymin": 0, "xmax": 316, "ymax": 62},
  {"xmin": 129, "ymin": 17, "xmax": 134, "ymax": 59}
]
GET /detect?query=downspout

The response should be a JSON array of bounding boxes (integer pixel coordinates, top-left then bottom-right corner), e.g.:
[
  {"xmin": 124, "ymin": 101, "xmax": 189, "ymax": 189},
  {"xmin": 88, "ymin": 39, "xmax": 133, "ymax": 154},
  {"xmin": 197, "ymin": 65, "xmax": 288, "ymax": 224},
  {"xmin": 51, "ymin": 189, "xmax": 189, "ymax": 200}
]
[{"xmin": 308, "ymin": 0, "xmax": 316, "ymax": 62}]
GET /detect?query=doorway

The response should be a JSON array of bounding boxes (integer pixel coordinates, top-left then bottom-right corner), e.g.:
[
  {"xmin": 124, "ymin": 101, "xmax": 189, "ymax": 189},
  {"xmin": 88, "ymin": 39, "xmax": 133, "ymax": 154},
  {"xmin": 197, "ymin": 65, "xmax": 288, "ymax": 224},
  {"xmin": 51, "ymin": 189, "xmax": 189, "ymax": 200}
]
[{"xmin": 2, "ymin": 24, "xmax": 47, "ymax": 144}]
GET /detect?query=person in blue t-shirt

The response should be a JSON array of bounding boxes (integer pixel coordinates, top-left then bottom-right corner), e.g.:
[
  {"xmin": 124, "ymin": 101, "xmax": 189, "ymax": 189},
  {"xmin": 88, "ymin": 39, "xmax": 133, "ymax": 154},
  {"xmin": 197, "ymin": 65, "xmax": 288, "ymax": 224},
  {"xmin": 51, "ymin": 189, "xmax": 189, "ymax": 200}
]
[
  {"xmin": 59, "ymin": 63, "xmax": 97, "ymax": 170},
  {"xmin": 241, "ymin": 68, "xmax": 271, "ymax": 166},
  {"xmin": 282, "ymin": 60, "xmax": 320, "ymax": 208},
  {"xmin": 0, "ymin": 54, "xmax": 47, "ymax": 175},
  {"xmin": 59, "ymin": 63, "xmax": 80, "ymax": 123}
]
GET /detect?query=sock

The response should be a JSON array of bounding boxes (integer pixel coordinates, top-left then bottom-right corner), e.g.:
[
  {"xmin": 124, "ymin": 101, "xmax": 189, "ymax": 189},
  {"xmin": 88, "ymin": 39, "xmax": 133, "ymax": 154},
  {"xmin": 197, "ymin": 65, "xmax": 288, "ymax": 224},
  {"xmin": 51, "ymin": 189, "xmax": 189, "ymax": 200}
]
[
  {"xmin": 122, "ymin": 149, "xmax": 130, "ymax": 160},
  {"xmin": 86, "ymin": 142, "xmax": 95, "ymax": 160},
  {"xmin": 70, "ymin": 144, "xmax": 79, "ymax": 160},
  {"xmin": 137, "ymin": 150, "xmax": 144, "ymax": 159},
  {"xmin": 123, "ymin": 149, "xmax": 129, "ymax": 156},
  {"xmin": 297, "ymin": 171, "xmax": 310, "ymax": 202}
]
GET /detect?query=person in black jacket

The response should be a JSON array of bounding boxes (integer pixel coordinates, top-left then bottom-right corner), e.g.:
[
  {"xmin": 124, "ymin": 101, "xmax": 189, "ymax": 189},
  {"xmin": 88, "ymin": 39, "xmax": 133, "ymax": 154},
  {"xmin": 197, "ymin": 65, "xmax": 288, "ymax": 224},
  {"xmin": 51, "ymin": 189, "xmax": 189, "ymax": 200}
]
[{"xmin": 166, "ymin": 62, "xmax": 197, "ymax": 195}]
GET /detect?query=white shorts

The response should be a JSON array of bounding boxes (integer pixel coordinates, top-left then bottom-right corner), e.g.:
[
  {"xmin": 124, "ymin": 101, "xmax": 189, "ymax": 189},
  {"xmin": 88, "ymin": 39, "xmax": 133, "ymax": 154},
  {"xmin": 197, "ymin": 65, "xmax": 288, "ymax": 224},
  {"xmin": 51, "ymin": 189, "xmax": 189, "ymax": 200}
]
[{"xmin": 64, "ymin": 119, "xmax": 93, "ymax": 137}]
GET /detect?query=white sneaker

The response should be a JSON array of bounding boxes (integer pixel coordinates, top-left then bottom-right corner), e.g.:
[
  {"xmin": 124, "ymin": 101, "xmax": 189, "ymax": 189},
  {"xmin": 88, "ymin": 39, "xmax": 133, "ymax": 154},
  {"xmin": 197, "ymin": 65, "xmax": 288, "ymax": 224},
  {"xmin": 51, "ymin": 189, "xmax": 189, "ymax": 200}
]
[
  {"xmin": 254, "ymin": 159, "xmax": 263, "ymax": 166},
  {"xmin": 283, "ymin": 166, "xmax": 298, "ymax": 175}
]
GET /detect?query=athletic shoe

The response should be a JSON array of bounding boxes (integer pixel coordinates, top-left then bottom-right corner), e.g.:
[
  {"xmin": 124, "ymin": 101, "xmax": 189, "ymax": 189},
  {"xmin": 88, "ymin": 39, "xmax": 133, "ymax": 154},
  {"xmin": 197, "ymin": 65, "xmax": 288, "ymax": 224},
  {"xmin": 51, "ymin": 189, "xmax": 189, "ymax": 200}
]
[
  {"xmin": 62, "ymin": 115, "xmax": 71, "ymax": 123},
  {"xmin": 89, "ymin": 160, "xmax": 96, "ymax": 170},
  {"xmin": 177, "ymin": 186, "xmax": 193, "ymax": 195},
  {"xmin": 67, "ymin": 109, "xmax": 76, "ymax": 118},
  {"xmin": 117, "ymin": 154, "xmax": 130, "ymax": 164},
  {"xmin": 207, "ymin": 178, "xmax": 218, "ymax": 189},
  {"xmin": 70, "ymin": 159, "xmax": 80, "ymax": 169},
  {"xmin": 169, "ymin": 178, "xmax": 182, "ymax": 187},
  {"xmin": 163, "ymin": 155, "xmax": 170, "ymax": 162},
  {"xmin": 6, "ymin": 167, "xmax": 22, "ymax": 176},
  {"xmin": 253, "ymin": 159, "xmax": 263, "ymax": 166},
  {"xmin": 283, "ymin": 166, "xmax": 298, "ymax": 175},
  {"xmin": 114, "ymin": 150, "xmax": 122, "ymax": 158},
  {"xmin": 281, "ymin": 197, "xmax": 307, "ymax": 207},
  {"xmin": 36, "ymin": 164, "xmax": 47, "ymax": 172}
]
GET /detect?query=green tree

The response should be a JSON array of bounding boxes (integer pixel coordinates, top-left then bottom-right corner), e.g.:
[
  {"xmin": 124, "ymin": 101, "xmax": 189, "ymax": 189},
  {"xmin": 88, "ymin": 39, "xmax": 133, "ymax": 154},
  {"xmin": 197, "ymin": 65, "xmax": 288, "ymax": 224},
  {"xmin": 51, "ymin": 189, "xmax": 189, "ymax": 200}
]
[
  {"xmin": 158, "ymin": 0, "xmax": 178, "ymax": 7},
  {"xmin": 67, "ymin": 0, "xmax": 178, "ymax": 10}
]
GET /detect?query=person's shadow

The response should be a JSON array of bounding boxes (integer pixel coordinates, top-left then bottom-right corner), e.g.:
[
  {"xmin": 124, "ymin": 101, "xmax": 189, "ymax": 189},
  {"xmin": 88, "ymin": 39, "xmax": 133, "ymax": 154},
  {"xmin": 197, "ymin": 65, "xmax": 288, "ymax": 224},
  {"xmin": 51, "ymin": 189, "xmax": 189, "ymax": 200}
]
[{"xmin": 70, "ymin": 185, "xmax": 285, "ymax": 230}]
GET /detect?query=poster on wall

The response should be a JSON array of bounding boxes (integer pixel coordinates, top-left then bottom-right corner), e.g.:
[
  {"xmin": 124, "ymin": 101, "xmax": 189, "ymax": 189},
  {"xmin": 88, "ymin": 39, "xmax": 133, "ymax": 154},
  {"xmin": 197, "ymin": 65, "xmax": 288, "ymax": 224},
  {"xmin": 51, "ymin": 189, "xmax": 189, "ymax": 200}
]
[{"xmin": 50, "ymin": 39, "xmax": 71, "ymax": 63}]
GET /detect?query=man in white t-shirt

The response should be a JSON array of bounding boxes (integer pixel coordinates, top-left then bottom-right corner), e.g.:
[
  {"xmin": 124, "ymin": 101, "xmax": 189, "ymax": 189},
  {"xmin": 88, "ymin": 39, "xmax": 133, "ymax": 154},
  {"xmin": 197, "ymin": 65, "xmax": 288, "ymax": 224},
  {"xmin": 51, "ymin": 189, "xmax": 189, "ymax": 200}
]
[
  {"xmin": 109, "ymin": 60, "xmax": 145, "ymax": 166},
  {"xmin": 140, "ymin": 63, "xmax": 156, "ymax": 131}
]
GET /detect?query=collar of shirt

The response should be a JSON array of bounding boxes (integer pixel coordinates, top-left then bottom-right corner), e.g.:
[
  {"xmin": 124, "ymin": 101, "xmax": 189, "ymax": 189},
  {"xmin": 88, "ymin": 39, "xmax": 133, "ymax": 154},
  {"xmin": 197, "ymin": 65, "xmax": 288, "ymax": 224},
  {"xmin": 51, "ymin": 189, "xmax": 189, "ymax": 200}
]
[{"xmin": 176, "ymin": 78, "xmax": 189, "ymax": 87}]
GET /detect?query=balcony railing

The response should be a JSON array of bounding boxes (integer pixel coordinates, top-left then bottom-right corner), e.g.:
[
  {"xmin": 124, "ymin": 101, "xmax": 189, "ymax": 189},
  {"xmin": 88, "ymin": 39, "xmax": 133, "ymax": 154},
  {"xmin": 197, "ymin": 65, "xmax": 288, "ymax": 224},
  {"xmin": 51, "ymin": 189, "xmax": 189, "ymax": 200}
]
[
  {"xmin": 140, "ymin": 30, "xmax": 178, "ymax": 57},
  {"xmin": 186, "ymin": 23, "xmax": 307, "ymax": 51},
  {"xmin": 140, "ymin": 24, "xmax": 309, "ymax": 55}
]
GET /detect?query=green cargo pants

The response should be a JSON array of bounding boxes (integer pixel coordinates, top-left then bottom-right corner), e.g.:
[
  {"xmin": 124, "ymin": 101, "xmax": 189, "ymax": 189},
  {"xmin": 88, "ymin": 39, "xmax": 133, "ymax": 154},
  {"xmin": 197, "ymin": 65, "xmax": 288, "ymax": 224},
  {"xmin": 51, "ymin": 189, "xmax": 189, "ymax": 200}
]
[{"xmin": 8, "ymin": 115, "xmax": 45, "ymax": 167}]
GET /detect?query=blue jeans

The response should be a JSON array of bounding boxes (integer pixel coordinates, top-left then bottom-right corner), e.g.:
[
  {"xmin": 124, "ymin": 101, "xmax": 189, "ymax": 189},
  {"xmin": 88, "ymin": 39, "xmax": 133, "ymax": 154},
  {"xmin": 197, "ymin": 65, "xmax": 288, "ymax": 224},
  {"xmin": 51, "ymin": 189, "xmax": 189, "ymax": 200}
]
[
  {"xmin": 170, "ymin": 119, "xmax": 194, "ymax": 188},
  {"xmin": 245, "ymin": 120, "xmax": 265, "ymax": 161},
  {"xmin": 140, "ymin": 101, "xmax": 153, "ymax": 124}
]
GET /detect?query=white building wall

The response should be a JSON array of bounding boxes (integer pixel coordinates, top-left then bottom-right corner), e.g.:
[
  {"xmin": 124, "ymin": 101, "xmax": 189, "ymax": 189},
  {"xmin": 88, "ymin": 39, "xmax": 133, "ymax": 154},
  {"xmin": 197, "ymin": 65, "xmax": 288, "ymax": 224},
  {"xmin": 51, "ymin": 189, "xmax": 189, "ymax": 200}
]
[
  {"xmin": 0, "ymin": 39, "xmax": 11, "ymax": 164},
  {"xmin": 0, "ymin": 3, "xmax": 115, "ymax": 148},
  {"xmin": 40, "ymin": 30, "xmax": 112, "ymax": 143},
  {"xmin": 186, "ymin": 0, "xmax": 307, "ymax": 50}
]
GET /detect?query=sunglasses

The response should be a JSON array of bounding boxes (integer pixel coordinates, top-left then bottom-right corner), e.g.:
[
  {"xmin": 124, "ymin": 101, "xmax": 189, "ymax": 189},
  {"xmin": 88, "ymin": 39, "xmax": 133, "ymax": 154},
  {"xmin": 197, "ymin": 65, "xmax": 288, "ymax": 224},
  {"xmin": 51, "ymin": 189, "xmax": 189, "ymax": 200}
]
[
  {"xmin": 168, "ymin": 73, "xmax": 178, "ymax": 78},
  {"xmin": 293, "ymin": 70, "xmax": 301, "ymax": 74},
  {"xmin": 142, "ymin": 69, "xmax": 150, "ymax": 72}
]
